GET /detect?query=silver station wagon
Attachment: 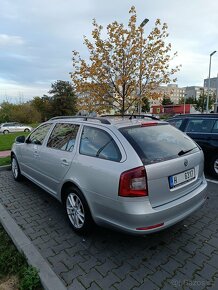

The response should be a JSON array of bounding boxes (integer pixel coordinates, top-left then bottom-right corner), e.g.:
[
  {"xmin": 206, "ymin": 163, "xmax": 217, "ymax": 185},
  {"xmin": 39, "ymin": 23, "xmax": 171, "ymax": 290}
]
[
  {"xmin": 0, "ymin": 122, "xmax": 32, "ymax": 134},
  {"xmin": 11, "ymin": 116, "xmax": 207, "ymax": 235}
]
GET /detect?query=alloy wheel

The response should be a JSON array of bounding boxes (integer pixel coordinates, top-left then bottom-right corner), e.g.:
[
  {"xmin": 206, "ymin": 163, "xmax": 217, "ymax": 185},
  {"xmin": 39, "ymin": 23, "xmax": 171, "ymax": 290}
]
[
  {"xmin": 214, "ymin": 159, "xmax": 218, "ymax": 175},
  {"xmin": 66, "ymin": 193, "xmax": 85, "ymax": 228},
  {"xmin": 12, "ymin": 158, "xmax": 18, "ymax": 179}
]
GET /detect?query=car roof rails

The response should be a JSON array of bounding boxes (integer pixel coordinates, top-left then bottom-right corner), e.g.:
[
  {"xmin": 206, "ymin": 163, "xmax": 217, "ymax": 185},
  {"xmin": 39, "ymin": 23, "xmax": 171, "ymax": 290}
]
[
  {"xmin": 49, "ymin": 116, "xmax": 111, "ymax": 124},
  {"xmin": 174, "ymin": 113, "xmax": 218, "ymax": 118},
  {"xmin": 101, "ymin": 114, "xmax": 159, "ymax": 120}
]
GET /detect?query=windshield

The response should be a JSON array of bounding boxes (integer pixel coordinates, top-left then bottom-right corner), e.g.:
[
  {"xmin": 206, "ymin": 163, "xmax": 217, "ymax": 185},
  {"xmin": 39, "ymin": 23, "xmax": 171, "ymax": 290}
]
[{"xmin": 120, "ymin": 124, "xmax": 199, "ymax": 164}]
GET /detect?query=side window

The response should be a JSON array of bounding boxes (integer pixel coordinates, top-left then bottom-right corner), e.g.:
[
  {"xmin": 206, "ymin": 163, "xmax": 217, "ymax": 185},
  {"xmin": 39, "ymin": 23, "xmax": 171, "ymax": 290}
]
[
  {"xmin": 212, "ymin": 120, "xmax": 218, "ymax": 133},
  {"xmin": 168, "ymin": 119, "xmax": 182, "ymax": 129},
  {"xmin": 47, "ymin": 123, "xmax": 79, "ymax": 151},
  {"xmin": 186, "ymin": 119, "xmax": 214, "ymax": 133},
  {"xmin": 28, "ymin": 124, "xmax": 52, "ymax": 145},
  {"xmin": 79, "ymin": 126, "xmax": 122, "ymax": 162}
]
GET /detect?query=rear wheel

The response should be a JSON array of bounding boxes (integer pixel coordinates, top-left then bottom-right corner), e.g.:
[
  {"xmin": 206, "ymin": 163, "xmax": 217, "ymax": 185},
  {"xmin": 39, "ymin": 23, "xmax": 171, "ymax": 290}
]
[
  {"xmin": 3, "ymin": 130, "xmax": 9, "ymax": 134},
  {"xmin": 209, "ymin": 154, "xmax": 218, "ymax": 178},
  {"xmin": 64, "ymin": 186, "xmax": 94, "ymax": 234},
  {"xmin": 11, "ymin": 156, "xmax": 22, "ymax": 181},
  {"xmin": 24, "ymin": 128, "xmax": 30, "ymax": 132}
]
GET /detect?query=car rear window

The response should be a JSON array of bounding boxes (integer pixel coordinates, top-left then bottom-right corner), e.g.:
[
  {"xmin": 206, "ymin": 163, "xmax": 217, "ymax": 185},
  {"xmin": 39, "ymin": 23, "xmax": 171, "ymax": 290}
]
[{"xmin": 120, "ymin": 124, "xmax": 199, "ymax": 165}]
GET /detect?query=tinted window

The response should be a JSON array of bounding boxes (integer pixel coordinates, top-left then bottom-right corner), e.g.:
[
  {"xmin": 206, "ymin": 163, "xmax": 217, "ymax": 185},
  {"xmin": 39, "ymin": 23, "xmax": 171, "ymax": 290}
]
[
  {"xmin": 168, "ymin": 119, "xmax": 183, "ymax": 129},
  {"xmin": 47, "ymin": 123, "xmax": 79, "ymax": 151},
  {"xmin": 3, "ymin": 123, "xmax": 15, "ymax": 127},
  {"xmin": 28, "ymin": 124, "xmax": 52, "ymax": 145},
  {"xmin": 79, "ymin": 126, "xmax": 121, "ymax": 162},
  {"xmin": 186, "ymin": 119, "xmax": 214, "ymax": 133},
  {"xmin": 212, "ymin": 120, "xmax": 218, "ymax": 133},
  {"xmin": 120, "ymin": 124, "xmax": 198, "ymax": 165}
]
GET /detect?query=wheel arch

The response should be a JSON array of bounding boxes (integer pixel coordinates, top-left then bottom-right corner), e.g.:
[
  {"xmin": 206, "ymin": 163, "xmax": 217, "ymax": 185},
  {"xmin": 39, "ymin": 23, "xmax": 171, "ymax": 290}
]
[
  {"xmin": 61, "ymin": 181, "xmax": 87, "ymax": 205},
  {"xmin": 61, "ymin": 181, "xmax": 95, "ymax": 222}
]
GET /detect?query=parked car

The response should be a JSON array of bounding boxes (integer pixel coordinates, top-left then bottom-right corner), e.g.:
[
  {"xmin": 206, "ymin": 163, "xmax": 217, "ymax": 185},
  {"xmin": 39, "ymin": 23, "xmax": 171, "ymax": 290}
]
[
  {"xmin": 11, "ymin": 116, "xmax": 207, "ymax": 235},
  {"xmin": 167, "ymin": 114, "xmax": 218, "ymax": 178},
  {"xmin": 0, "ymin": 122, "xmax": 32, "ymax": 134}
]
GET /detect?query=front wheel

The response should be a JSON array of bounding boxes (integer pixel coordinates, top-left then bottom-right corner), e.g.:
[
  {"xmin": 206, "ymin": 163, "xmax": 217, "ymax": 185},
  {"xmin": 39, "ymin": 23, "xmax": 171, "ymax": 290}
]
[
  {"xmin": 11, "ymin": 156, "xmax": 22, "ymax": 181},
  {"xmin": 3, "ymin": 130, "xmax": 9, "ymax": 134},
  {"xmin": 24, "ymin": 128, "xmax": 30, "ymax": 132},
  {"xmin": 64, "ymin": 186, "xmax": 94, "ymax": 234},
  {"xmin": 209, "ymin": 154, "xmax": 218, "ymax": 178}
]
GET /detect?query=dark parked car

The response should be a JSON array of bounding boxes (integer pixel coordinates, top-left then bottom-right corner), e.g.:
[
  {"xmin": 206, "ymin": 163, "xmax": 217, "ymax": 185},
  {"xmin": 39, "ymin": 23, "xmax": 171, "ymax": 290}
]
[{"xmin": 167, "ymin": 114, "xmax": 218, "ymax": 177}]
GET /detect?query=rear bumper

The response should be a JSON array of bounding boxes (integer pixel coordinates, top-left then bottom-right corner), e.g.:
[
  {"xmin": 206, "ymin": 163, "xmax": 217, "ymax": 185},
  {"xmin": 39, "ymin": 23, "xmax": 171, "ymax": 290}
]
[{"xmin": 94, "ymin": 178, "xmax": 207, "ymax": 235}]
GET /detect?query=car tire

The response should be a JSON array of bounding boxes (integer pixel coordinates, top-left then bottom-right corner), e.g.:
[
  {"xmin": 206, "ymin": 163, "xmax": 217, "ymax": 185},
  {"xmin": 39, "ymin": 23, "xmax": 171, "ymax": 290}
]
[
  {"xmin": 24, "ymin": 128, "xmax": 30, "ymax": 132},
  {"xmin": 11, "ymin": 155, "xmax": 22, "ymax": 181},
  {"xmin": 3, "ymin": 130, "xmax": 9, "ymax": 134},
  {"xmin": 64, "ymin": 186, "xmax": 94, "ymax": 234},
  {"xmin": 209, "ymin": 155, "xmax": 218, "ymax": 178}
]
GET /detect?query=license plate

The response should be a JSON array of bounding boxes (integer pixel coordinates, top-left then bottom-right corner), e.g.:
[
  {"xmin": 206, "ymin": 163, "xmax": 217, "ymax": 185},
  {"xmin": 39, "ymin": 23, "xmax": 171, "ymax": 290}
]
[{"xmin": 169, "ymin": 168, "xmax": 195, "ymax": 188}]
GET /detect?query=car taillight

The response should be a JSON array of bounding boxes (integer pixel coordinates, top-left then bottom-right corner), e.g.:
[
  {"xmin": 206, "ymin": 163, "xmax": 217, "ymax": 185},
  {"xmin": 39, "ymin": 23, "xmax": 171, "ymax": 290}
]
[
  {"xmin": 141, "ymin": 122, "xmax": 158, "ymax": 127},
  {"xmin": 119, "ymin": 166, "xmax": 148, "ymax": 197}
]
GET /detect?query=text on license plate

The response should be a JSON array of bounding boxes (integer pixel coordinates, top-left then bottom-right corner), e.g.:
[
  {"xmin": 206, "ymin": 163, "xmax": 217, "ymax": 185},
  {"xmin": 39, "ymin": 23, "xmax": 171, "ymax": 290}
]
[{"xmin": 169, "ymin": 168, "xmax": 195, "ymax": 188}]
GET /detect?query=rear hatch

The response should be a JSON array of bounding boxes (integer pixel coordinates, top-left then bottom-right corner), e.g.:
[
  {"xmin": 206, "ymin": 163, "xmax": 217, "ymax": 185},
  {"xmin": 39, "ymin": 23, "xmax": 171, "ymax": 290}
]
[{"xmin": 120, "ymin": 122, "xmax": 204, "ymax": 208}]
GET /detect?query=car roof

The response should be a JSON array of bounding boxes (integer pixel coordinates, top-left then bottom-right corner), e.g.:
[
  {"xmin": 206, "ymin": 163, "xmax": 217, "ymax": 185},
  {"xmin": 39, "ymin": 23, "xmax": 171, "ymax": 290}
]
[
  {"xmin": 171, "ymin": 114, "xmax": 218, "ymax": 119},
  {"xmin": 48, "ymin": 115, "xmax": 166, "ymax": 129}
]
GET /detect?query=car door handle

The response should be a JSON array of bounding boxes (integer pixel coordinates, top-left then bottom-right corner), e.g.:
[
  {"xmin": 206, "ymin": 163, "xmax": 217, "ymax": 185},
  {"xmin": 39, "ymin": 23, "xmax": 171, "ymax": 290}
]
[
  {"xmin": 33, "ymin": 152, "xmax": 39, "ymax": 157},
  {"xmin": 61, "ymin": 158, "xmax": 69, "ymax": 166}
]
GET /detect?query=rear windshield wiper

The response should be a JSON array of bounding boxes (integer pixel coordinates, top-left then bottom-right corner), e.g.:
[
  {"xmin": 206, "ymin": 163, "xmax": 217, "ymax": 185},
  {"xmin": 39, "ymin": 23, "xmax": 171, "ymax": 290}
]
[{"xmin": 178, "ymin": 147, "xmax": 196, "ymax": 156}]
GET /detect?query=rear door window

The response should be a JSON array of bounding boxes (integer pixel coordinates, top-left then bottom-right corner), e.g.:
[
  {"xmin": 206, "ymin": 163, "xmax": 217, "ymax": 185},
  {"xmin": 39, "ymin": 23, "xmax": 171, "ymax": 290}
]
[
  {"xmin": 79, "ymin": 126, "xmax": 121, "ymax": 162},
  {"xmin": 47, "ymin": 123, "xmax": 79, "ymax": 151},
  {"xmin": 120, "ymin": 124, "xmax": 199, "ymax": 164},
  {"xmin": 186, "ymin": 119, "xmax": 215, "ymax": 133}
]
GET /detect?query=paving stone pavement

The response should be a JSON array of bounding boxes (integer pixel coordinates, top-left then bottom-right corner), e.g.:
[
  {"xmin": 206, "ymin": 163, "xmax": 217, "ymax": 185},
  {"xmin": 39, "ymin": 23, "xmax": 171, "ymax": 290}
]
[{"xmin": 0, "ymin": 170, "xmax": 217, "ymax": 290}]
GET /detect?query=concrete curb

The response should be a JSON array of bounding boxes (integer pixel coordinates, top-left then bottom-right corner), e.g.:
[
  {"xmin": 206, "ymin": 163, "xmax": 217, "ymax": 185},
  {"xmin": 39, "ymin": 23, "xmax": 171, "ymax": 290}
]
[
  {"xmin": 0, "ymin": 203, "xmax": 67, "ymax": 290},
  {"xmin": 0, "ymin": 165, "xmax": 11, "ymax": 171}
]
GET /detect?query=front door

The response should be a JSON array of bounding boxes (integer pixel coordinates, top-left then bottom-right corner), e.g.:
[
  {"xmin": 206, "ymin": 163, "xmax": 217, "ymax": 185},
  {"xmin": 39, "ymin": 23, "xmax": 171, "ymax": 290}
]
[{"xmin": 34, "ymin": 122, "xmax": 80, "ymax": 195}]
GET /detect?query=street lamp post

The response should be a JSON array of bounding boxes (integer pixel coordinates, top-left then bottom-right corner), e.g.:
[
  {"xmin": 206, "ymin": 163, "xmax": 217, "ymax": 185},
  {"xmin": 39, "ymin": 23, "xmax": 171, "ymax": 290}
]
[
  {"xmin": 206, "ymin": 51, "xmax": 216, "ymax": 113},
  {"xmin": 138, "ymin": 18, "xmax": 149, "ymax": 115}
]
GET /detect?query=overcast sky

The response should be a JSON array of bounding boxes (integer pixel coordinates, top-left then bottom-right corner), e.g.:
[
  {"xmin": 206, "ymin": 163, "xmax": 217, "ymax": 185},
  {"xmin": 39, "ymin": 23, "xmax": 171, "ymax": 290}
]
[{"xmin": 0, "ymin": 0, "xmax": 218, "ymax": 103}]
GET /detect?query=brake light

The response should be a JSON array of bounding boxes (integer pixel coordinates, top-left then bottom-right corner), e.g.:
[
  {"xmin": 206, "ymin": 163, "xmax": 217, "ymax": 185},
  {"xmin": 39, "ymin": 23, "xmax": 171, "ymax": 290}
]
[
  {"xmin": 119, "ymin": 166, "xmax": 148, "ymax": 197},
  {"xmin": 141, "ymin": 122, "xmax": 158, "ymax": 127}
]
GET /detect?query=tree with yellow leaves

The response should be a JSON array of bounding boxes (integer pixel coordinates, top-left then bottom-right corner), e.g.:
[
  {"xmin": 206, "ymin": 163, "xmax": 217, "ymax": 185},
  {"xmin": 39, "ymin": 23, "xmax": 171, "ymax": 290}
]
[{"xmin": 71, "ymin": 6, "xmax": 180, "ymax": 115}]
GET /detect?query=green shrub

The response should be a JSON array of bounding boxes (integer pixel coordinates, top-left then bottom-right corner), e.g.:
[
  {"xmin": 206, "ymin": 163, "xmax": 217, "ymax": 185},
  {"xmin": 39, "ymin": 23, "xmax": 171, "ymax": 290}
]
[{"xmin": 19, "ymin": 266, "xmax": 41, "ymax": 290}]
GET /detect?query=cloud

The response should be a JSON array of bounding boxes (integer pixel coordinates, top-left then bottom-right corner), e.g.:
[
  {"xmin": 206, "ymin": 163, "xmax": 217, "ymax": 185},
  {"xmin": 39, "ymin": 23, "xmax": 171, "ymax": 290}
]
[
  {"xmin": 0, "ymin": 0, "xmax": 218, "ymax": 100},
  {"xmin": 0, "ymin": 34, "xmax": 24, "ymax": 46}
]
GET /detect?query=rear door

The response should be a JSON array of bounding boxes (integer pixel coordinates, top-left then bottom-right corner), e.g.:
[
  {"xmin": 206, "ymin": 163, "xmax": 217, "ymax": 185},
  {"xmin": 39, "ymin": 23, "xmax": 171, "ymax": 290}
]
[
  {"xmin": 15, "ymin": 123, "xmax": 24, "ymax": 132},
  {"xmin": 120, "ymin": 123, "xmax": 203, "ymax": 208},
  {"xmin": 185, "ymin": 118, "xmax": 216, "ymax": 151}
]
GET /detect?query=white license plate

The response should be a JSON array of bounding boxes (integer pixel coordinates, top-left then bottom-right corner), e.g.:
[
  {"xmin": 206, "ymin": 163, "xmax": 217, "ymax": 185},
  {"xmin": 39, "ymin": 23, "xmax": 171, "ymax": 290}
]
[{"xmin": 169, "ymin": 168, "xmax": 195, "ymax": 188}]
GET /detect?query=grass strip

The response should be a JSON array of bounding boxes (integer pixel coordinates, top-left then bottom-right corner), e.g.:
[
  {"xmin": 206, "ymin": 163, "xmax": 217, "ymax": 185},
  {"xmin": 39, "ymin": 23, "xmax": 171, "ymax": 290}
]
[
  {"xmin": 0, "ymin": 156, "xmax": 11, "ymax": 166},
  {"xmin": 0, "ymin": 224, "xmax": 42, "ymax": 289},
  {"xmin": 0, "ymin": 132, "xmax": 29, "ymax": 151}
]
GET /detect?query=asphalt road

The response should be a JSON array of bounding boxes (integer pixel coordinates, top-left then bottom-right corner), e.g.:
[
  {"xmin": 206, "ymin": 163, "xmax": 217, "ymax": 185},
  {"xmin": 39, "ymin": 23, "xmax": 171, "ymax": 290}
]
[{"xmin": 0, "ymin": 171, "xmax": 217, "ymax": 289}]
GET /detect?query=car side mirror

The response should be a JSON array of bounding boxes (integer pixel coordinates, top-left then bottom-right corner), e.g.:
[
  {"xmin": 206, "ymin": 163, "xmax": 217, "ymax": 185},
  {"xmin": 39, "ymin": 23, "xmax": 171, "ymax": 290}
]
[{"xmin": 15, "ymin": 135, "xmax": 26, "ymax": 143}]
